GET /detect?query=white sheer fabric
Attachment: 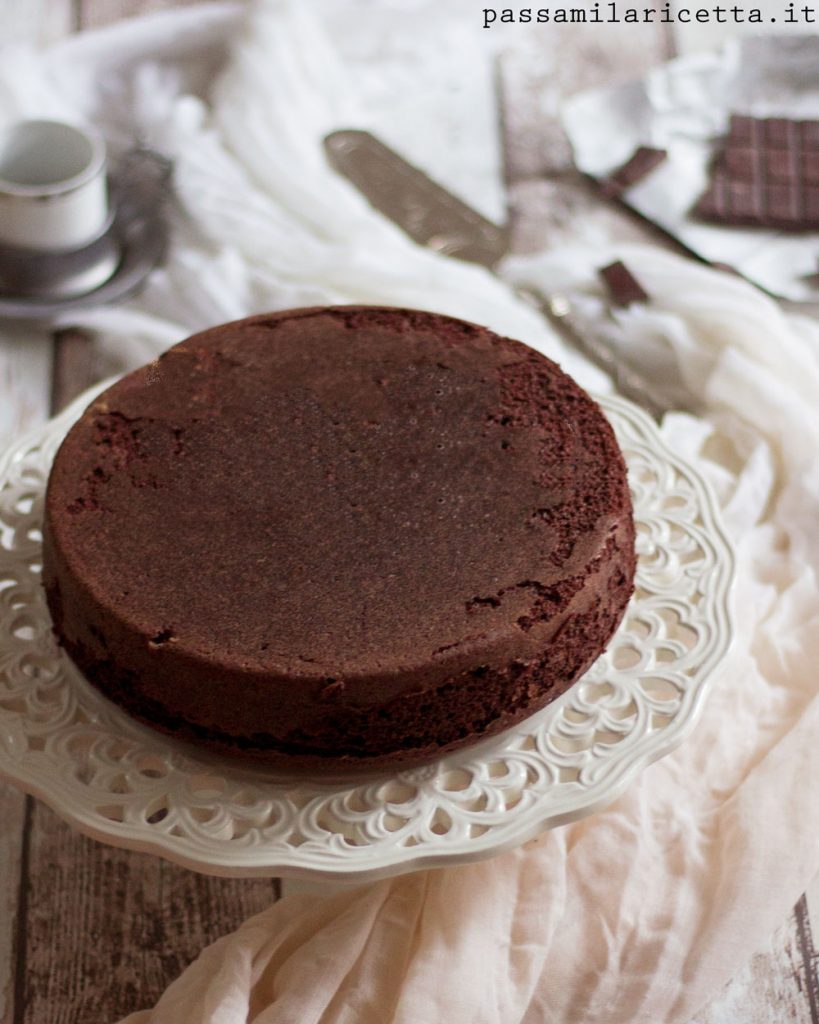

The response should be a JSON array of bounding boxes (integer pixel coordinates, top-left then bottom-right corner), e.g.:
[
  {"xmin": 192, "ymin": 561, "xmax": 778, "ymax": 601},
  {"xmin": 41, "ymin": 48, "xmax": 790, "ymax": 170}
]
[{"xmin": 2, "ymin": 4, "xmax": 817, "ymax": 1021}]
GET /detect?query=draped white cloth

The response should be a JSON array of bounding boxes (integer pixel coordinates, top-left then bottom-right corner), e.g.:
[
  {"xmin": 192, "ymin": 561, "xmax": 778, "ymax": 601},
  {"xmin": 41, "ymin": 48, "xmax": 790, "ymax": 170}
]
[{"xmin": 2, "ymin": 3, "xmax": 818, "ymax": 1021}]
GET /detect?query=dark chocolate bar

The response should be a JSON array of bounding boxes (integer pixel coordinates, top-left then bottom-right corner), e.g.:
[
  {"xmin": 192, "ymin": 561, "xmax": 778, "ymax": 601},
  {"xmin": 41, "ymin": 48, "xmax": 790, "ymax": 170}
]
[
  {"xmin": 599, "ymin": 261, "xmax": 648, "ymax": 306},
  {"xmin": 693, "ymin": 115, "xmax": 819, "ymax": 231},
  {"xmin": 599, "ymin": 147, "xmax": 667, "ymax": 199}
]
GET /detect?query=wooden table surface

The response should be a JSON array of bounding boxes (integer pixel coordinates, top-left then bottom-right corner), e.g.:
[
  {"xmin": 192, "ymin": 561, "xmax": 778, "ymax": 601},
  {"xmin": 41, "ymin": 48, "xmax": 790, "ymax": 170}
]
[{"xmin": 1, "ymin": 2, "xmax": 818, "ymax": 1022}]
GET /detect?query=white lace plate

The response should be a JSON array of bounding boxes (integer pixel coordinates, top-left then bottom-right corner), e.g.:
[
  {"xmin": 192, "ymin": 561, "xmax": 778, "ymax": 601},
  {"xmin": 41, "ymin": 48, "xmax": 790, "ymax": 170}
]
[{"xmin": 0, "ymin": 387, "xmax": 734, "ymax": 882}]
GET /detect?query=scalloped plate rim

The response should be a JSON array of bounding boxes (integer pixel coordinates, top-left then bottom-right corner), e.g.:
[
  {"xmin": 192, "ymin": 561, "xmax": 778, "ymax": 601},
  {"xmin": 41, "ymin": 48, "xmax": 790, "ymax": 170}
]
[{"xmin": 0, "ymin": 383, "xmax": 736, "ymax": 881}]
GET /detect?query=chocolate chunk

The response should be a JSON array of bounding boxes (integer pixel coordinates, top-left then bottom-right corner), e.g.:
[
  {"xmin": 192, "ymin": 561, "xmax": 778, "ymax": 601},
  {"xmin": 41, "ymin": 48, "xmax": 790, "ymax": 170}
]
[
  {"xmin": 693, "ymin": 115, "xmax": 819, "ymax": 230},
  {"xmin": 599, "ymin": 146, "xmax": 667, "ymax": 198},
  {"xmin": 725, "ymin": 148, "xmax": 755, "ymax": 180},
  {"xmin": 599, "ymin": 261, "xmax": 648, "ymax": 306}
]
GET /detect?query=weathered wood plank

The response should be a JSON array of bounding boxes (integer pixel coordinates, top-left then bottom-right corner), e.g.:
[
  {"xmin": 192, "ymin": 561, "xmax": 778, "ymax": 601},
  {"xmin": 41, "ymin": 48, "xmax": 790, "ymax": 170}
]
[
  {"xmin": 0, "ymin": 332, "xmax": 52, "ymax": 454},
  {"xmin": 800, "ymin": 875, "xmax": 819, "ymax": 1022},
  {"xmin": 0, "ymin": 5, "xmax": 82, "ymax": 1014},
  {"xmin": 795, "ymin": 893, "xmax": 819, "ymax": 1024},
  {"xmin": 0, "ymin": 275, "xmax": 52, "ymax": 1024},
  {"xmin": 500, "ymin": 24, "xmax": 673, "ymax": 185},
  {"xmin": 50, "ymin": 329, "xmax": 97, "ymax": 414},
  {"xmin": 10, "ymin": 5, "xmax": 280, "ymax": 1020},
  {"xmin": 498, "ymin": 24, "xmax": 675, "ymax": 255},
  {"xmin": 690, "ymin": 904, "xmax": 815, "ymax": 1024},
  {"xmin": 804, "ymin": 870, "xmax": 819, "ymax": 953},
  {"xmin": 669, "ymin": 2, "xmax": 817, "ymax": 57},
  {"xmin": 0, "ymin": 243, "xmax": 57, "ymax": 1024},
  {"xmin": 21, "ymin": 802, "xmax": 278, "ymax": 1024},
  {"xmin": 24, "ymin": 290, "xmax": 282, "ymax": 1024},
  {"xmin": 0, "ymin": 792, "xmax": 27, "ymax": 1024}
]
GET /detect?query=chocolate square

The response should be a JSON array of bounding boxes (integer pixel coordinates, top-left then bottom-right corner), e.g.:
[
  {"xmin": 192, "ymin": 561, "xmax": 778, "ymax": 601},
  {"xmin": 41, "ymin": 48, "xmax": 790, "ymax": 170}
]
[
  {"xmin": 765, "ymin": 149, "xmax": 796, "ymax": 182},
  {"xmin": 693, "ymin": 115, "xmax": 819, "ymax": 231},
  {"xmin": 728, "ymin": 181, "xmax": 760, "ymax": 219},
  {"xmin": 728, "ymin": 115, "xmax": 757, "ymax": 145},
  {"xmin": 802, "ymin": 151, "xmax": 819, "ymax": 185},
  {"xmin": 763, "ymin": 118, "xmax": 792, "ymax": 146},
  {"xmin": 804, "ymin": 187, "xmax": 819, "ymax": 221},
  {"xmin": 724, "ymin": 148, "xmax": 756, "ymax": 180},
  {"xmin": 765, "ymin": 184, "xmax": 797, "ymax": 223},
  {"xmin": 694, "ymin": 181, "xmax": 726, "ymax": 220},
  {"xmin": 801, "ymin": 121, "xmax": 819, "ymax": 147}
]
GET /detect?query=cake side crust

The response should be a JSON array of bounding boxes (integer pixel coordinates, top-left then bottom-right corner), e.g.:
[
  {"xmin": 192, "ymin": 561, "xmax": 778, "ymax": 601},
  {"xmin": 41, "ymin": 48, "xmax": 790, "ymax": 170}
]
[{"xmin": 42, "ymin": 306, "xmax": 636, "ymax": 770}]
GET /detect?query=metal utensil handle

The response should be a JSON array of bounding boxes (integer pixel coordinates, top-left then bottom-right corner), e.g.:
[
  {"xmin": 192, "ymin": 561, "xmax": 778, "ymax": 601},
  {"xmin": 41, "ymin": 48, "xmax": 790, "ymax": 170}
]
[
  {"xmin": 518, "ymin": 287, "xmax": 671, "ymax": 421},
  {"xmin": 325, "ymin": 129, "xmax": 509, "ymax": 269}
]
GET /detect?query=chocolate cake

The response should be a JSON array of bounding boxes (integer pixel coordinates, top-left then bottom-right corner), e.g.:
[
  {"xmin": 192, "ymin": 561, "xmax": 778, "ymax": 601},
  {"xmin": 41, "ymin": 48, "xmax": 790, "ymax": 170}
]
[{"xmin": 42, "ymin": 307, "xmax": 636, "ymax": 773}]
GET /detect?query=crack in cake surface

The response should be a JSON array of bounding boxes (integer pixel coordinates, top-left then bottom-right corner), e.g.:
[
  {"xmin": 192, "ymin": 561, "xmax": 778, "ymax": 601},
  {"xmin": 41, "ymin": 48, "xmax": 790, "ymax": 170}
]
[{"xmin": 42, "ymin": 305, "xmax": 636, "ymax": 771}]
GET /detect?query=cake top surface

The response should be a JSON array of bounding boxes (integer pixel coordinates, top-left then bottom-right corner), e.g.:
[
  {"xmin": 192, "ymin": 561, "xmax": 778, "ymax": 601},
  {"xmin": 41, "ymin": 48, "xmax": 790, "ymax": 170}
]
[{"xmin": 46, "ymin": 306, "xmax": 629, "ymax": 681}]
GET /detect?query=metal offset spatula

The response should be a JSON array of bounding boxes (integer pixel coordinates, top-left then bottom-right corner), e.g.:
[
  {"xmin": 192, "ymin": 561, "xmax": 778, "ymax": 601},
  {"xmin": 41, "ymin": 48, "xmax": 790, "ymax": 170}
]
[
  {"xmin": 324, "ymin": 129, "xmax": 510, "ymax": 269},
  {"xmin": 324, "ymin": 129, "xmax": 677, "ymax": 421}
]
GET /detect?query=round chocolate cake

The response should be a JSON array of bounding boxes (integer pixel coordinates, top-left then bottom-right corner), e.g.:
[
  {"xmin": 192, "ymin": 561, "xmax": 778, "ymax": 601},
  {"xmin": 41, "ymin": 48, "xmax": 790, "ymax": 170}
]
[{"xmin": 43, "ymin": 306, "xmax": 635, "ymax": 772}]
